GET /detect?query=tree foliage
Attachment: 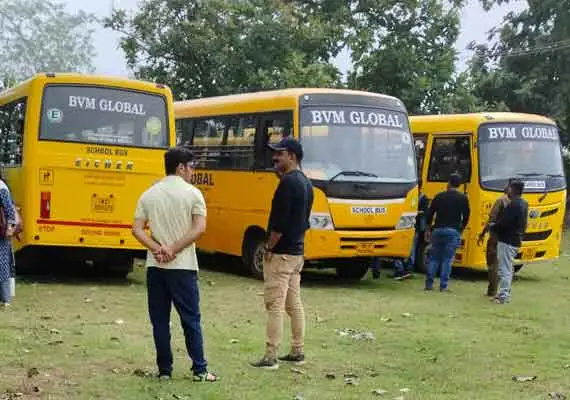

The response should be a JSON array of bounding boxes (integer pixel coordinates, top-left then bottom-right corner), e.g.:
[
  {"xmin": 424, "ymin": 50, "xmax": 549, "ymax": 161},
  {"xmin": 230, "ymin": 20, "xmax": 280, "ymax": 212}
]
[
  {"xmin": 347, "ymin": 0, "xmax": 474, "ymax": 114},
  {"xmin": 0, "ymin": 0, "xmax": 97, "ymax": 85},
  {"xmin": 106, "ymin": 0, "xmax": 475, "ymax": 111},
  {"xmin": 469, "ymin": 0, "xmax": 570, "ymax": 144},
  {"xmin": 105, "ymin": 0, "xmax": 349, "ymax": 99}
]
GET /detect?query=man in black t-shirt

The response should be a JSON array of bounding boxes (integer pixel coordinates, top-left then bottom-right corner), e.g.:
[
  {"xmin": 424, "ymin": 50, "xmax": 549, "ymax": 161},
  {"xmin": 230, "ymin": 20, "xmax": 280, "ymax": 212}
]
[
  {"xmin": 424, "ymin": 173, "xmax": 470, "ymax": 291},
  {"xmin": 251, "ymin": 137, "xmax": 314, "ymax": 370}
]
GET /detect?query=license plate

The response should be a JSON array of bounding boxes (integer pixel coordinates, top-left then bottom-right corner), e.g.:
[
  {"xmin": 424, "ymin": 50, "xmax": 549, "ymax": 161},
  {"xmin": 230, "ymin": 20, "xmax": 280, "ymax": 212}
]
[
  {"xmin": 357, "ymin": 242, "xmax": 375, "ymax": 254},
  {"xmin": 92, "ymin": 196, "xmax": 114, "ymax": 213}
]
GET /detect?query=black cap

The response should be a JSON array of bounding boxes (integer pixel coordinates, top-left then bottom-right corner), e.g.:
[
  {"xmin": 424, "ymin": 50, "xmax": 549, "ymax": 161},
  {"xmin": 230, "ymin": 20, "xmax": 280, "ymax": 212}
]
[
  {"xmin": 448, "ymin": 173, "xmax": 462, "ymax": 187},
  {"xmin": 268, "ymin": 137, "xmax": 303, "ymax": 161}
]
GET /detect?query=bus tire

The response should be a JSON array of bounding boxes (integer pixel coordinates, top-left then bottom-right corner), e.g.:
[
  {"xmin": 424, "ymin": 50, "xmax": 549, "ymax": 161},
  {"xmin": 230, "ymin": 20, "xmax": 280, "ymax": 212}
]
[
  {"xmin": 514, "ymin": 264, "xmax": 524, "ymax": 273},
  {"xmin": 335, "ymin": 260, "xmax": 369, "ymax": 280},
  {"xmin": 415, "ymin": 241, "xmax": 429, "ymax": 274},
  {"xmin": 242, "ymin": 228, "xmax": 266, "ymax": 280}
]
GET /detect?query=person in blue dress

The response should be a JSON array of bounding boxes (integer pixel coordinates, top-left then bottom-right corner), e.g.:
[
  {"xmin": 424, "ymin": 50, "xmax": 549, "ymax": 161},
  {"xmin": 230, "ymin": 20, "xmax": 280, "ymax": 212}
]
[{"xmin": 0, "ymin": 174, "xmax": 17, "ymax": 309}]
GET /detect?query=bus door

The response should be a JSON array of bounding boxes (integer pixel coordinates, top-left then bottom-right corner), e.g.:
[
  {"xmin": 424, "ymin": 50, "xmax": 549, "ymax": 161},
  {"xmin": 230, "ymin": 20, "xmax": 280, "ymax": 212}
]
[
  {"xmin": 424, "ymin": 133, "xmax": 474, "ymax": 264},
  {"xmin": 252, "ymin": 111, "xmax": 294, "ymax": 207}
]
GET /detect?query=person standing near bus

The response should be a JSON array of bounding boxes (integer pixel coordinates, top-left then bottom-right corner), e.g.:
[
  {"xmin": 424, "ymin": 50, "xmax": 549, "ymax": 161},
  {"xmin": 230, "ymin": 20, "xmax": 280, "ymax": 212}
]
[
  {"xmin": 392, "ymin": 179, "xmax": 430, "ymax": 279},
  {"xmin": 132, "ymin": 147, "xmax": 217, "ymax": 382},
  {"xmin": 478, "ymin": 181, "xmax": 511, "ymax": 297},
  {"xmin": 252, "ymin": 137, "xmax": 314, "ymax": 370},
  {"xmin": 0, "ymin": 174, "xmax": 17, "ymax": 309},
  {"xmin": 424, "ymin": 173, "xmax": 470, "ymax": 292},
  {"xmin": 491, "ymin": 180, "xmax": 527, "ymax": 304}
]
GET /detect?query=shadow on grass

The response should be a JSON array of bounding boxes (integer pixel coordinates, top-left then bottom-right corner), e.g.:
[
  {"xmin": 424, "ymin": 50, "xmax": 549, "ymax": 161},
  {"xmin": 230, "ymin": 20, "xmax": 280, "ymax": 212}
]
[{"xmin": 13, "ymin": 252, "xmax": 543, "ymax": 289}]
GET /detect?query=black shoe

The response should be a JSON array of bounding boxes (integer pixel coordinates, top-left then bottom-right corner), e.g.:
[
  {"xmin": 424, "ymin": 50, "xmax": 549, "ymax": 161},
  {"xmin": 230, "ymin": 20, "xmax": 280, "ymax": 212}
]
[
  {"xmin": 278, "ymin": 353, "xmax": 305, "ymax": 365},
  {"xmin": 372, "ymin": 270, "xmax": 381, "ymax": 279},
  {"xmin": 250, "ymin": 357, "xmax": 279, "ymax": 370}
]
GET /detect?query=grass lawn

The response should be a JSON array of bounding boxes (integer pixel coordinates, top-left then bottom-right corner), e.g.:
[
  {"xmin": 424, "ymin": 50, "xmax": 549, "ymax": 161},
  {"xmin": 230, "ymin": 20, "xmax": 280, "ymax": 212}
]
[{"xmin": 2, "ymin": 239, "xmax": 570, "ymax": 400}]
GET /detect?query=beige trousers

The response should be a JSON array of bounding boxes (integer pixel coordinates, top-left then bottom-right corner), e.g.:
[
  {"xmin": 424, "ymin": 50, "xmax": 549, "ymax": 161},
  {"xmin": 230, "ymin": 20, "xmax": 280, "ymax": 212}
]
[{"xmin": 263, "ymin": 253, "xmax": 305, "ymax": 359}]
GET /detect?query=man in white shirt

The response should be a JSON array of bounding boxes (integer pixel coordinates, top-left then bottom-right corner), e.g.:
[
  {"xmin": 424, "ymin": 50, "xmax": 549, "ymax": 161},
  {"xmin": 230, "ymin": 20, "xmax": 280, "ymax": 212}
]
[{"xmin": 132, "ymin": 147, "xmax": 217, "ymax": 382}]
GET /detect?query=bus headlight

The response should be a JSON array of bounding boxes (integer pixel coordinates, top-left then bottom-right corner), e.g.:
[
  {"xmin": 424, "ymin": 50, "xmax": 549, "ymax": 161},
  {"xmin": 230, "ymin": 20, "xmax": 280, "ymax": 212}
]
[
  {"xmin": 310, "ymin": 213, "xmax": 334, "ymax": 230},
  {"xmin": 396, "ymin": 213, "xmax": 417, "ymax": 230}
]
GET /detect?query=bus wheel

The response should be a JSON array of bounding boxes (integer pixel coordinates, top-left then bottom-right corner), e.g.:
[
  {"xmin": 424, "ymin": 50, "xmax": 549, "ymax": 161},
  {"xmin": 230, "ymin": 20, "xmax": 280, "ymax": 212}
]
[
  {"xmin": 514, "ymin": 264, "xmax": 524, "ymax": 273},
  {"xmin": 414, "ymin": 242, "xmax": 429, "ymax": 274},
  {"xmin": 335, "ymin": 260, "xmax": 369, "ymax": 280},
  {"xmin": 243, "ymin": 230, "xmax": 265, "ymax": 280}
]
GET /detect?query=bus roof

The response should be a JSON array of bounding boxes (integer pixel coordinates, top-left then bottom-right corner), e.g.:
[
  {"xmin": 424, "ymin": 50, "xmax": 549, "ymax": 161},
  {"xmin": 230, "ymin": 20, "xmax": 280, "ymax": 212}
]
[
  {"xmin": 0, "ymin": 72, "xmax": 171, "ymax": 101},
  {"xmin": 410, "ymin": 112, "xmax": 556, "ymax": 132},
  {"xmin": 174, "ymin": 88, "xmax": 402, "ymax": 111}
]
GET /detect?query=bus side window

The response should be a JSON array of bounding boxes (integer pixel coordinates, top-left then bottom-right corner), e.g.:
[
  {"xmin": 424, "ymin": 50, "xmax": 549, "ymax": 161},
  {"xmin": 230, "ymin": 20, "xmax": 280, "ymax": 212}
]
[
  {"xmin": 0, "ymin": 97, "xmax": 26, "ymax": 166},
  {"xmin": 226, "ymin": 115, "xmax": 256, "ymax": 170},
  {"xmin": 414, "ymin": 135, "xmax": 427, "ymax": 178},
  {"xmin": 176, "ymin": 118, "xmax": 193, "ymax": 146},
  {"xmin": 193, "ymin": 117, "xmax": 226, "ymax": 169},
  {"xmin": 259, "ymin": 112, "xmax": 293, "ymax": 169},
  {"xmin": 428, "ymin": 136, "xmax": 471, "ymax": 183}
]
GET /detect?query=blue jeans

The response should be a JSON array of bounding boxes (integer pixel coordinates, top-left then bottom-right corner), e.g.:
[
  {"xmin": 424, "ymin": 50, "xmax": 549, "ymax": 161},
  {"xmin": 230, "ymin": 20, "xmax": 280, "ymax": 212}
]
[
  {"xmin": 497, "ymin": 241, "xmax": 518, "ymax": 302},
  {"xmin": 425, "ymin": 228, "xmax": 461, "ymax": 290},
  {"xmin": 147, "ymin": 268, "xmax": 207, "ymax": 376},
  {"xmin": 393, "ymin": 230, "xmax": 420, "ymax": 273}
]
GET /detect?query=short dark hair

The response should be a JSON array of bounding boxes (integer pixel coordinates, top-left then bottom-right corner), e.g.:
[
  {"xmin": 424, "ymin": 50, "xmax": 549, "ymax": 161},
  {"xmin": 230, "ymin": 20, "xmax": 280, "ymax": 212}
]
[
  {"xmin": 164, "ymin": 147, "xmax": 194, "ymax": 175},
  {"xmin": 509, "ymin": 179, "xmax": 525, "ymax": 196},
  {"xmin": 448, "ymin": 173, "xmax": 462, "ymax": 188}
]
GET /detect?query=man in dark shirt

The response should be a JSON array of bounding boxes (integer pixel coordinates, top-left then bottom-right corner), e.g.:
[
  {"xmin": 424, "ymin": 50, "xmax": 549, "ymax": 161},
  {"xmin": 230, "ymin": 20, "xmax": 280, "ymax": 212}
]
[
  {"xmin": 252, "ymin": 137, "xmax": 314, "ymax": 369},
  {"xmin": 424, "ymin": 173, "xmax": 470, "ymax": 291},
  {"xmin": 491, "ymin": 179, "xmax": 527, "ymax": 304}
]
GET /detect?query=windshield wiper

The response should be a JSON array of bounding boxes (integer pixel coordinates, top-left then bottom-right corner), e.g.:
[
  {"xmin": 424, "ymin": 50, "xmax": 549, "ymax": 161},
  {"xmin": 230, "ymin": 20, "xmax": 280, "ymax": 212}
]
[
  {"xmin": 329, "ymin": 170, "xmax": 378, "ymax": 182},
  {"xmin": 516, "ymin": 173, "xmax": 544, "ymax": 177},
  {"xmin": 516, "ymin": 173, "xmax": 564, "ymax": 178}
]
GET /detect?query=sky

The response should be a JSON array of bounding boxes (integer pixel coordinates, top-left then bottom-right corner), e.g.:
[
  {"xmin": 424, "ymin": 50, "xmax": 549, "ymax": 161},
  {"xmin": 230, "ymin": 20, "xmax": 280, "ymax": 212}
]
[{"xmin": 63, "ymin": 0, "xmax": 527, "ymax": 77}]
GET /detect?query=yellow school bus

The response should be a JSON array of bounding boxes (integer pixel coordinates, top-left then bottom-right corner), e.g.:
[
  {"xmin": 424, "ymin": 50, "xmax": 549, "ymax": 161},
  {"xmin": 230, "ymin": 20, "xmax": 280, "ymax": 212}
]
[
  {"xmin": 0, "ymin": 73, "xmax": 175, "ymax": 275},
  {"xmin": 174, "ymin": 88, "xmax": 419, "ymax": 279},
  {"xmin": 410, "ymin": 112, "xmax": 566, "ymax": 272}
]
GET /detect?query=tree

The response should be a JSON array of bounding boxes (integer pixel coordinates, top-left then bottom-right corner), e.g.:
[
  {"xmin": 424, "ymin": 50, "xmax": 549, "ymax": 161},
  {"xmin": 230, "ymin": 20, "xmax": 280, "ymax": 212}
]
[
  {"xmin": 346, "ymin": 0, "xmax": 470, "ymax": 114},
  {"xmin": 469, "ymin": 0, "xmax": 570, "ymax": 145},
  {"xmin": 0, "ymin": 0, "xmax": 96, "ymax": 85},
  {"xmin": 105, "ymin": 0, "xmax": 349, "ymax": 99}
]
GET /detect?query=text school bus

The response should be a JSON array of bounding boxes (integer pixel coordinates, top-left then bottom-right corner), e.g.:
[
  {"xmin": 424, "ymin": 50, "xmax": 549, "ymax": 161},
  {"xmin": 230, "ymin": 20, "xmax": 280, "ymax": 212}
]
[
  {"xmin": 0, "ymin": 73, "xmax": 175, "ymax": 275},
  {"xmin": 411, "ymin": 112, "xmax": 566, "ymax": 273},
  {"xmin": 175, "ymin": 88, "xmax": 419, "ymax": 280}
]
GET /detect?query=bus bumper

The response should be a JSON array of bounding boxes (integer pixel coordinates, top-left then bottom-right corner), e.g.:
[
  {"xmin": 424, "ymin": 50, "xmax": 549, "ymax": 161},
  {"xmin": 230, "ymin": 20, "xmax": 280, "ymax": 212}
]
[{"xmin": 304, "ymin": 228, "xmax": 415, "ymax": 260}]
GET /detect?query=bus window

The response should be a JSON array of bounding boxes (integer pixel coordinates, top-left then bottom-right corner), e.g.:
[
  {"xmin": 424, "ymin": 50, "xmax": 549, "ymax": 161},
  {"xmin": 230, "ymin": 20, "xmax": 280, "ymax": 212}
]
[
  {"xmin": 176, "ymin": 118, "xmax": 193, "ymax": 146},
  {"xmin": 428, "ymin": 136, "xmax": 471, "ymax": 183},
  {"xmin": 414, "ymin": 135, "xmax": 427, "ymax": 177},
  {"xmin": 0, "ymin": 98, "xmax": 26, "ymax": 166},
  {"xmin": 193, "ymin": 117, "xmax": 226, "ymax": 168},
  {"xmin": 225, "ymin": 115, "xmax": 257, "ymax": 169},
  {"xmin": 40, "ymin": 85, "xmax": 169, "ymax": 148},
  {"xmin": 260, "ymin": 112, "xmax": 293, "ymax": 169}
]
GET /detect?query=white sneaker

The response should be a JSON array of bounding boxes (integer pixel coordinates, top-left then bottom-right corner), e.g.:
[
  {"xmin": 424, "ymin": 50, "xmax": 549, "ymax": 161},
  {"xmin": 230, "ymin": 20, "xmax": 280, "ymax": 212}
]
[{"xmin": 0, "ymin": 303, "xmax": 10, "ymax": 309}]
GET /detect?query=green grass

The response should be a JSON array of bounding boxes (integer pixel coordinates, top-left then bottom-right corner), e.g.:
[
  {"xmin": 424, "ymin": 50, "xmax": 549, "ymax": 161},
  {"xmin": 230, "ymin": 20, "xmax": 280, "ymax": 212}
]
[{"xmin": 2, "ymin": 239, "xmax": 570, "ymax": 400}]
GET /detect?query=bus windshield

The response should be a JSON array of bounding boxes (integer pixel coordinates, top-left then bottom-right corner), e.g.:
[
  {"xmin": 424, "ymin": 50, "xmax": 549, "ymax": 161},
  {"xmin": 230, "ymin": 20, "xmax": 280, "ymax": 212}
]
[
  {"xmin": 478, "ymin": 122, "xmax": 566, "ymax": 191},
  {"xmin": 300, "ymin": 106, "xmax": 416, "ymax": 183},
  {"xmin": 40, "ymin": 85, "xmax": 169, "ymax": 148}
]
